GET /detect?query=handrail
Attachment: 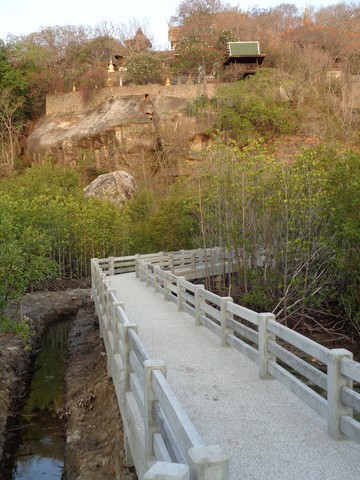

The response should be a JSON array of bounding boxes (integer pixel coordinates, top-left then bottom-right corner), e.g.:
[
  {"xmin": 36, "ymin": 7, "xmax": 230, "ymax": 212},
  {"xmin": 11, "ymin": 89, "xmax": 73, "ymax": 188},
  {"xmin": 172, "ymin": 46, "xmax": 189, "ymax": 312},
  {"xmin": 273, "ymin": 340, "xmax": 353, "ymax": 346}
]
[
  {"xmin": 91, "ymin": 247, "xmax": 360, "ymax": 480},
  {"xmin": 91, "ymin": 252, "xmax": 229, "ymax": 480},
  {"xmin": 132, "ymin": 249, "xmax": 360, "ymax": 445}
]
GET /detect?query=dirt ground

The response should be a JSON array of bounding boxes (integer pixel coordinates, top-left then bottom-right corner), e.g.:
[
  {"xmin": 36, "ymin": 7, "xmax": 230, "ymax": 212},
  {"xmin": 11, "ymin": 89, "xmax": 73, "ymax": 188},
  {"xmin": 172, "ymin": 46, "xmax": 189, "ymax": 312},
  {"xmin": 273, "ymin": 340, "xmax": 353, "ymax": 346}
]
[{"xmin": 0, "ymin": 289, "xmax": 137, "ymax": 480}]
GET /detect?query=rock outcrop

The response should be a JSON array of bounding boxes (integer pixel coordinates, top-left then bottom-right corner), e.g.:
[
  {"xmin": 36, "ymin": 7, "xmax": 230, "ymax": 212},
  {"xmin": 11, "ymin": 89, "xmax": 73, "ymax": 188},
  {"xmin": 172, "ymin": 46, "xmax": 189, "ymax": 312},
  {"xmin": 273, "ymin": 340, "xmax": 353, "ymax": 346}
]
[
  {"xmin": 26, "ymin": 90, "xmax": 215, "ymax": 185},
  {"xmin": 84, "ymin": 171, "xmax": 136, "ymax": 204}
]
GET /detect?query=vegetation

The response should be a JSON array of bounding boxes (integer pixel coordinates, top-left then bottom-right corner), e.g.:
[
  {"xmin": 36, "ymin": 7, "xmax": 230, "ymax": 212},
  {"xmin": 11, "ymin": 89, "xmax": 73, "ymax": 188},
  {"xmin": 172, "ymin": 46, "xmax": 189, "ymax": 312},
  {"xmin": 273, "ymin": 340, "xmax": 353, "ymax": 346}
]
[
  {"xmin": 170, "ymin": 37, "xmax": 224, "ymax": 79},
  {"xmin": 192, "ymin": 140, "xmax": 360, "ymax": 326},
  {"xmin": 0, "ymin": 314, "xmax": 33, "ymax": 348},
  {"xmin": 125, "ymin": 53, "xmax": 164, "ymax": 85},
  {"xmin": 214, "ymin": 69, "xmax": 300, "ymax": 145},
  {"xmin": 1, "ymin": 1, "xmax": 360, "ymax": 338},
  {"xmin": 0, "ymin": 162, "xmax": 198, "ymax": 318},
  {"xmin": 0, "ymin": 163, "xmax": 131, "ymax": 315}
]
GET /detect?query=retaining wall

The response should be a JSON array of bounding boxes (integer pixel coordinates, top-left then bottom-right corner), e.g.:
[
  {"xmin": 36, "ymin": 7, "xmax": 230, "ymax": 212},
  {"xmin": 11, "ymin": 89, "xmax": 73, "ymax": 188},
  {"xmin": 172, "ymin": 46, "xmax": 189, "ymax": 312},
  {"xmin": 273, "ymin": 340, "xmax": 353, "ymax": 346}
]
[{"xmin": 46, "ymin": 84, "xmax": 217, "ymax": 116}]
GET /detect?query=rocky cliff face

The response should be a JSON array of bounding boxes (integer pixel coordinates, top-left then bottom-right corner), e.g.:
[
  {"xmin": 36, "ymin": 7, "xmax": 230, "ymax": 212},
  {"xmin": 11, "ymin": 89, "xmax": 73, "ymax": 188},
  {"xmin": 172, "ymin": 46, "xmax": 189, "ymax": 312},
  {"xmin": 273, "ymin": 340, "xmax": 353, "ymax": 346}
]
[{"xmin": 27, "ymin": 91, "xmax": 214, "ymax": 186}]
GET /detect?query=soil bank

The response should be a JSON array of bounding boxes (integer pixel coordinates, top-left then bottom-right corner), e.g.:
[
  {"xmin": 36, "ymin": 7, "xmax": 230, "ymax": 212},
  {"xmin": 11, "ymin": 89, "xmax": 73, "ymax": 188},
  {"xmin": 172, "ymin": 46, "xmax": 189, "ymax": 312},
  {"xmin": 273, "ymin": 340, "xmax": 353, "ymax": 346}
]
[{"xmin": 0, "ymin": 289, "xmax": 137, "ymax": 480}]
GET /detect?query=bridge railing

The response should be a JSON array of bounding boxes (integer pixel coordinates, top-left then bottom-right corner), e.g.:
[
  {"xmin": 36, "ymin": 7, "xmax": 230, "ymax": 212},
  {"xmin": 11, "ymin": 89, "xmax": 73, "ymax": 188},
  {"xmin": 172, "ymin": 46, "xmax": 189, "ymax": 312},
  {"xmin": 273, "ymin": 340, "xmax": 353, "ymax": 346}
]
[
  {"xmin": 132, "ymin": 249, "xmax": 360, "ymax": 446},
  {"xmin": 133, "ymin": 247, "xmax": 233, "ymax": 279},
  {"xmin": 91, "ymin": 254, "xmax": 229, "ymax": 480}
]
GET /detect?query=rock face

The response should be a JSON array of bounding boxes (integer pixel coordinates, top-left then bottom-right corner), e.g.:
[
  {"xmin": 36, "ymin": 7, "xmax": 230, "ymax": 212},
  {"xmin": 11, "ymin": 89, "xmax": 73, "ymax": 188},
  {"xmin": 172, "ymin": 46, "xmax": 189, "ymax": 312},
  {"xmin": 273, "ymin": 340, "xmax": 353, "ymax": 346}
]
[
  {"xmin": 26, "ymin": 91, "xmax": 215, "ymax": 185},
  {"xmin": 84, "ymin": 171, "xmax": 136, "ymax": 204}
]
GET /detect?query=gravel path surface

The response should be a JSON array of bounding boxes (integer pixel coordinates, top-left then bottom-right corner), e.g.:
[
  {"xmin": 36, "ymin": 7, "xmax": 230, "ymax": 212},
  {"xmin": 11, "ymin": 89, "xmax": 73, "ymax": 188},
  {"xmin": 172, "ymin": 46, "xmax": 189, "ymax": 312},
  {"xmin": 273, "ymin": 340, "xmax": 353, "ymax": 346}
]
[{"xmin": 109, "ymin": 273, "xmax": 360, "ymax": 480}]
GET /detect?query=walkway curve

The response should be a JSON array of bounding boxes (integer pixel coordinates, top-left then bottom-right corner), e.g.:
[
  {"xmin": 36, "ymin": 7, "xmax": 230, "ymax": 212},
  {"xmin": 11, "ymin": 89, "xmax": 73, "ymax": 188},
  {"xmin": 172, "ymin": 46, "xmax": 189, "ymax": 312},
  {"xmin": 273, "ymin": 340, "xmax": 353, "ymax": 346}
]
[{"xmin": 109, "ymin": 272, "xmax": 360, "ymax": 480}]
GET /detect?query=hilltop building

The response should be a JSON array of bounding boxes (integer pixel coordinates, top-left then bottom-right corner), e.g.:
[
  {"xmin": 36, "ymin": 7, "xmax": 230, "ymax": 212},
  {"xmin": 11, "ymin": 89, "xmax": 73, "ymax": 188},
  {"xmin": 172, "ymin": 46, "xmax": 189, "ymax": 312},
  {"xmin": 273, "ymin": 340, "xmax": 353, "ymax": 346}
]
[{"xmin": 225, "ymin": 41, "xmax": 266, "ymax": 76}]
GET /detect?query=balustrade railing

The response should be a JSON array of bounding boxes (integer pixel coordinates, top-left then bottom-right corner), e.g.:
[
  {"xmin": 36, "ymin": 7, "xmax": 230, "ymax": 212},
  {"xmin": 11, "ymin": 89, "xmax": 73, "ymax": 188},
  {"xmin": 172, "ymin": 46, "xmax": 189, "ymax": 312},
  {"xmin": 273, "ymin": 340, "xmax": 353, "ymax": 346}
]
[
  {"xmin": 91, "ymin": 251, "xmax": 230, "ymax": 480},
  {"xmin": 91, "ymin": 248, "xmax": 360, "ymax": 479}
]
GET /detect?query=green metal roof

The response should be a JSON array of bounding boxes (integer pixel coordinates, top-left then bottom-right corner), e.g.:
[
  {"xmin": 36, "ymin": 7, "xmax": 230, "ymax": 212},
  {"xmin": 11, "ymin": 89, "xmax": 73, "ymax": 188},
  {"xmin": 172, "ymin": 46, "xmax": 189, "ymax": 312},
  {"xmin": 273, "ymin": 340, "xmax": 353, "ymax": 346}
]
[{"xmin": 227, "ymin": 42, "xmax": 260, "ymax": 57}]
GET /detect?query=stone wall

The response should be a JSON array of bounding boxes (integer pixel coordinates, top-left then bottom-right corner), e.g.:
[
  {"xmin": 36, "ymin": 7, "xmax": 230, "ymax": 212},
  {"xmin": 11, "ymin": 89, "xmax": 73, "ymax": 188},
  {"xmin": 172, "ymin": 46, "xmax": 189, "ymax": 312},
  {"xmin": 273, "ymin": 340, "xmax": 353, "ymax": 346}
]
[{"xmin": 46, "ymin": 83, "xmax": 217, "ymax": 116}]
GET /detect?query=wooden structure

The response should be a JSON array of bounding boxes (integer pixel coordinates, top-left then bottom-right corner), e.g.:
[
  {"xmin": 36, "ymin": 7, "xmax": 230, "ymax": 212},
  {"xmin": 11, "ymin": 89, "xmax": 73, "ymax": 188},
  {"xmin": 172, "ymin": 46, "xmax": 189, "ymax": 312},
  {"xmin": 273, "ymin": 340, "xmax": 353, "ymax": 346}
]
[{"xmin": 225, "ymin": 41, "xmax": 266, "ymax": 76}]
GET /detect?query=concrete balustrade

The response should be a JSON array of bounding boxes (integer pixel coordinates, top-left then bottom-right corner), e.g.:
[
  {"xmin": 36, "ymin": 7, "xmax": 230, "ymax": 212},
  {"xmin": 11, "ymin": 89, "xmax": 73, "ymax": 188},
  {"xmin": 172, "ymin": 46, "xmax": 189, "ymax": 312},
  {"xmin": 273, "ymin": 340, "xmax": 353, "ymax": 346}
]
[
  {"xmin": 327, "ymin": 349, "xmax": 354, "ymax": 439},
  {"xmin": 92, "ymin": 251, "xmax": 231, "ymax": 479},
  {"xmin": 257, "ymin": 312, "xmax": 276, "ymax": 380},
  {"xmin": 91, "ymin": 248, "xmax": 360, "ymax": 480}
]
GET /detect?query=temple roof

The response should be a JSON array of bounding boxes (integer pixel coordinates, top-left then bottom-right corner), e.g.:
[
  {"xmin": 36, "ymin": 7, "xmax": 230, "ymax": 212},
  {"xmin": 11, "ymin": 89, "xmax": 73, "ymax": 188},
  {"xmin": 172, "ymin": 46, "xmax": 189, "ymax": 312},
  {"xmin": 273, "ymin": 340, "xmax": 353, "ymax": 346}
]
[{"xmin": 227, "ymin": 42, "xmax": 261, "ymax": 57}]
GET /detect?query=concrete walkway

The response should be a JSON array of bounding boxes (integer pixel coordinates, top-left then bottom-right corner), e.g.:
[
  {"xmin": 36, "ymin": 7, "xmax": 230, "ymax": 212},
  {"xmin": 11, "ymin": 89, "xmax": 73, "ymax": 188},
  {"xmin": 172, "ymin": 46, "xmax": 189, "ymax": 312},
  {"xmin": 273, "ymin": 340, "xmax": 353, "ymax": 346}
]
[{"xmin": 109, "ymin": 272, "xmax": 360, "ymax": 480}]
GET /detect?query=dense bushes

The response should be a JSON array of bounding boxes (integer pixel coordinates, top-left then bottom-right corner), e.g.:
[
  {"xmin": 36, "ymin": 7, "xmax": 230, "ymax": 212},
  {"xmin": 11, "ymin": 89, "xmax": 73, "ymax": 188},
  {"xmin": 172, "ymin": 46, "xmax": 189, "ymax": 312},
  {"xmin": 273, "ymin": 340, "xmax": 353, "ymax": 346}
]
[
  {"xmin": 0, "ymin": 163, "xmax": 200, "ymax": 317},
  {"xmin": 194, "ymin": 140, "xmax": 360, "ymax": 325},
  {"xmin": 0, "ymin": 163, "xmax": 131, "ymax": 314},
  {"xmin": 214, "ymin": 69, "xmax": 300, "ymax": 145},
  {"xmin": 127, "ymin": 185, "xmax": 199, "ymax": 253}
]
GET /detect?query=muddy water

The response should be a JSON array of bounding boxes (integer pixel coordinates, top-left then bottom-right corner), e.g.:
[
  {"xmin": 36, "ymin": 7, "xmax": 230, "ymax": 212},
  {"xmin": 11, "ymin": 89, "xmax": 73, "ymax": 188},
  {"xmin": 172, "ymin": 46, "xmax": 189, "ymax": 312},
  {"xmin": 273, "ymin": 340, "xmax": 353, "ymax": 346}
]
[{"xmin": 2, "ymin": 320, "xmax": 71, "ymax": 480}]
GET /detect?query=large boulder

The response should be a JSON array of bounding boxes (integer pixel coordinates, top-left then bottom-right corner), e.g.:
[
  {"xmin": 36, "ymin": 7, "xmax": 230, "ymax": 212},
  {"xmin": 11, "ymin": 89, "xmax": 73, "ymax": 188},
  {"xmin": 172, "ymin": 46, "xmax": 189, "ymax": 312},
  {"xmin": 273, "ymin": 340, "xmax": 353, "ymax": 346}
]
[{"xmin": 84, "ymin": 171, "xmax": 136, "ymax": 204}]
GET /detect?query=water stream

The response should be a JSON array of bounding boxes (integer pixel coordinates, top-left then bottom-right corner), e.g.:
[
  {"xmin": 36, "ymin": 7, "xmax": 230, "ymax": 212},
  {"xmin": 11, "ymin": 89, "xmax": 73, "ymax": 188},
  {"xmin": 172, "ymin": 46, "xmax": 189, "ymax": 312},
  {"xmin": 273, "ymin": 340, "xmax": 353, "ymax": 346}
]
[{"xmin": 2, "ymin": 320, "xmax": 71, "ymax": 480}]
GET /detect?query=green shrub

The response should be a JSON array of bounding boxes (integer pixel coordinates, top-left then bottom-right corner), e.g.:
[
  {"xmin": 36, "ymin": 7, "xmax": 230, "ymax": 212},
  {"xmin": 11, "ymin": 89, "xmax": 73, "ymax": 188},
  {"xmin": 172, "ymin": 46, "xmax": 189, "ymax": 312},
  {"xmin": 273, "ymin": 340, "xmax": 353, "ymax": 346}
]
[
  {"xmin": 214, "ymin": 69, "xmax": 299, "ymax": 145},
  {"xmin": 0, "ymin": 315, "xmax": 34, "ymax": 350}
]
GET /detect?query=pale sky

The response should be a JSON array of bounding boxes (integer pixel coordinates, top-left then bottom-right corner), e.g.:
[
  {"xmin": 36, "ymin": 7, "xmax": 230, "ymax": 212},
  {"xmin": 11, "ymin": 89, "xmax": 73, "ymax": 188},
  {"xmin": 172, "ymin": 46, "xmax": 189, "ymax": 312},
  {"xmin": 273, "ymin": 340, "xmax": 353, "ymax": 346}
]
[{"xmin": 0, "ymin": 0, "xmax": 354, "ymax": 50}]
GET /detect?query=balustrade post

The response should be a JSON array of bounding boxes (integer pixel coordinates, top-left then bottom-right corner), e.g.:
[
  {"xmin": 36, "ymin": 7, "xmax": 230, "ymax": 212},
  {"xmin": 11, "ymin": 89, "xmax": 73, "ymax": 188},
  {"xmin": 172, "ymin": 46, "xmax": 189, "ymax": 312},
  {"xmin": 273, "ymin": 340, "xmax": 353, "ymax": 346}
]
[
  {"xmin": 144, "ymin": 360, "xmax": 167, "ymax": 469},
  {"xmin": 195, "ymin": 285, "xmax": 205, "ymax": 326},
  {"xmin": 99, "ymin": 273, "xmax": 107, "ymax": 317},
  {"xmin": 105, "ymin": 299, "xmax": 122, "ymax": 378},
  {"xmin": 220, "ymin": 297, "xmax": 233, "ymax": 347},
  {"xmin": 109, "ymin": 256, "xmax": 115, "ymax": 275},
  {"xmin": 144, "ymin": 462, "xmax": 189, "ymax": 480},
  {"xmin": 178, "ymin": 250, "xmax": 182, "ymax": 269},
  {"xmin": 110, "ymin": 302, "xmax": 124, "ymax": 397},
  {"xmin": 154, "ymin": 266, "xmax": 160, "ymax": 293},
  {"xmin": 122, "ymin": 323, "xmax": 138, "ymax": 391},
  {"xmin": 91, "ymin": 259, "xmax": 98, "ymax": 299},
  {"xmin": 169, "ymin": 254, "xmax": 174, "ymax": 274},
  {"xmin": 98, "ymin": 276, "xmax": 109, "ymax": 338},
  {"xmin": 188, "ymin": 445, "xmax": 229, "ymax": 480},
  {"xmin": 111, "ymin": 302, "xmax": 124, "ymax": 356},
  {"xmin": 135, "ymin": 254, "xmax": 141, "ymax": 278},
  {"xmin": 158, "ymin": 252, "xmax": 164, "ymax": 269},
  {"xmin": 192, "ymin": 251, "xmax": 196, "ymax": 271},
  {"xmin": 327, "ymin": 348, "xmax": 353, "ymax": 439},
  {"xmin": 177, "ymin": 277, "xmax": 186, "ymax": 311},
  {"xmin": 258, "ymin": 313, "xmax": 276, "ymax": 380},
  {"xmin": 104, "ymin": 286, "xmax": 116, "ymax": 327},
  {"xmin": 164, "ymin": 273, "xmax": 169, "ymax": 301},
  {"xmin": 146, "ymin": 264, "xmax": 151, "ymax": 287}
]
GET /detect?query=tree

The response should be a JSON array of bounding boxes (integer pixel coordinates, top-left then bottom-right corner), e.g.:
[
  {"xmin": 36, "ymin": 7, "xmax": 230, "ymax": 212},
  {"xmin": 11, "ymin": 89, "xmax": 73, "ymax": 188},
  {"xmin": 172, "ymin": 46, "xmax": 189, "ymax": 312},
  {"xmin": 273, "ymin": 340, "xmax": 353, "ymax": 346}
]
[
  {"xmin": 173, "ymin": 0, "xmax": 227, "ymax": 21},
  {"xmin": 249, "ymin": 3, "xmax": 302, "ymax": 33},
  {"xmin": 324, "ymin": 150, "xmax": 360, "ymax": 325},
  {"xmin": 0, "ymin": 88, "xmax": 25, "ymax": 170},
  {"xmin": 0, "ymin": 41, "xmax": 29, "ymax": 94},
  {"xmin": 192, "ymin": 137, "xmax": 360, "ymax": 325},
  {"xmin": 125, "ymin": 52, "xmax": 164, "ymax": 85},
  {"xmin": 171, "ymin": 37, "xmax": 225, "ymax": 80},
  {"xmin": 171, "ymin": 0, "xmax": 232, "ymax": 45},
  {"xmin": 0, "ymin": 195, "xmax": 55, "ymax": 313}
]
